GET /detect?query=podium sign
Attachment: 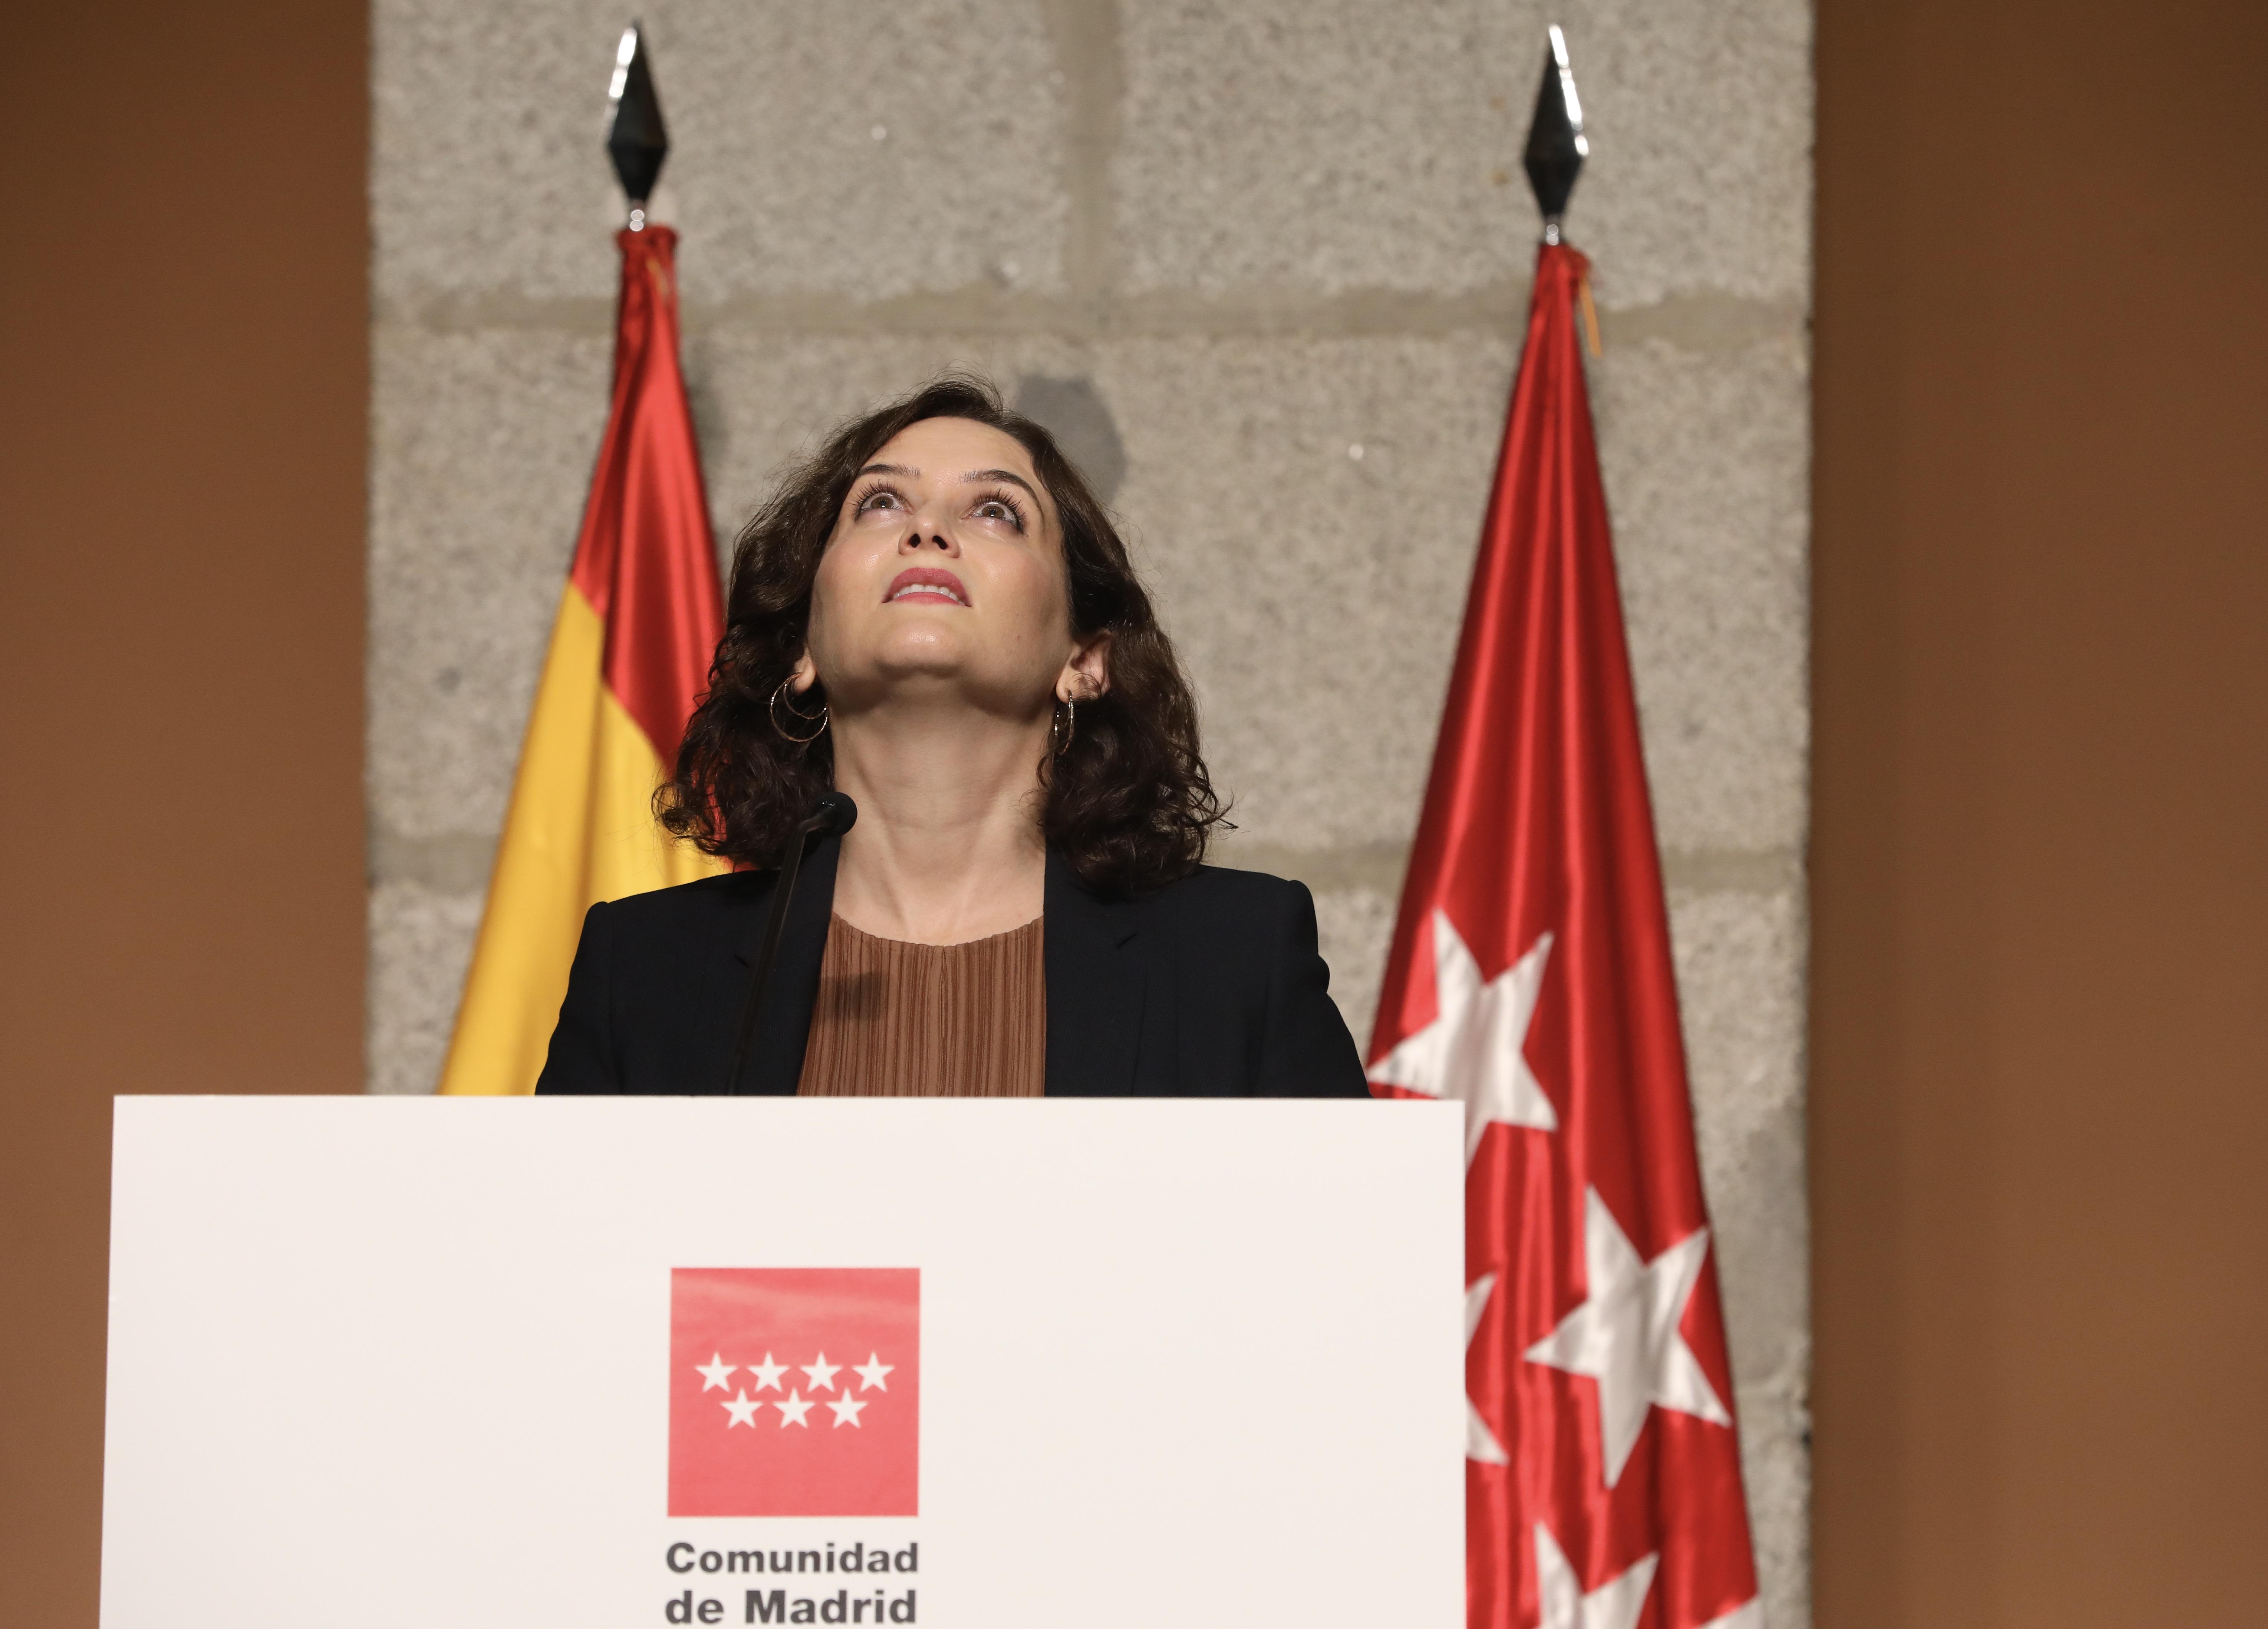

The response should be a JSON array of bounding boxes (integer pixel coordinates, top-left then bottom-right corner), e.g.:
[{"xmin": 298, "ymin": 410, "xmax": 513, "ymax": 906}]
[{"xmin": 102, "ymin": 1097, "xmax": 1463, "ymax": 1628}]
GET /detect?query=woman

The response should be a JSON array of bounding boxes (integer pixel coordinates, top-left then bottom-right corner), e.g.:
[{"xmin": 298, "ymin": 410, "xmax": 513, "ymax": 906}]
[{"xmin": 537, "ymin": 376, "xmax": 1366, "ymax": 1098}]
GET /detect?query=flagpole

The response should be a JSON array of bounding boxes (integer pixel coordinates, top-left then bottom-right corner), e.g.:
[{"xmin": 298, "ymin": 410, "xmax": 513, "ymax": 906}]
[
  {"xmin": 1525, "ymin": 27, "xmax": 1602, "ymax": 354},
  {"xmin": 1524, "ymin": 26, "xmax": 1590, "ymax": 244},
  {"xmin": 608, "ymin": 22, "xmax": 668, "ymax": 231}
]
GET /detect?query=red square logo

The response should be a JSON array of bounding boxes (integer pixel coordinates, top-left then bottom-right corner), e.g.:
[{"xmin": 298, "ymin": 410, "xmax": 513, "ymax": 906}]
[{"xmin": 669, "ymin": 1268, "xmax": 919, "ymax": 1517}]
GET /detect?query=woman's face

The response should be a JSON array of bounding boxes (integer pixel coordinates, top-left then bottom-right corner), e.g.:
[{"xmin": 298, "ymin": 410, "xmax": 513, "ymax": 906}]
[{"xmin": 798, "ymin": 416, "xmax": 1104, "ymax": 716}]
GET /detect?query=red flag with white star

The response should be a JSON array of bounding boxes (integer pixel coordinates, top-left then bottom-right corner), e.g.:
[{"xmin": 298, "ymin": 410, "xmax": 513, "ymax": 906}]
[
  {"xmin": 669, "ymin": 1268, "xmax": 919, "ymax": 1517},
  {"xmin": 1367, "ymin": 243, "xmax": 1761, "ymax": 1629}
]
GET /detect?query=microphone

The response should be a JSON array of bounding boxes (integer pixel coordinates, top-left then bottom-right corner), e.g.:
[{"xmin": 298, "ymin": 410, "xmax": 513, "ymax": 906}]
[{"xmin": 725, "ymin": 791, "xmax": 858, "ymax": 1095}]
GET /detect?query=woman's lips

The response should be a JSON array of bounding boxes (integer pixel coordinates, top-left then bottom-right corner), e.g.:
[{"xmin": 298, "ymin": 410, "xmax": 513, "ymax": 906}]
[{"xmin": 884, "ymin": 567, "xmax": 970, "ymax": 607}]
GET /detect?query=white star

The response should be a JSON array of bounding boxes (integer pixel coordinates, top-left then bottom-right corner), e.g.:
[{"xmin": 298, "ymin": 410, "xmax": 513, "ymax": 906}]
[
  {"xmin": 695, "ymin": 1353, "xmax": 737, "ymax": 1392},
  {"xmin": 1533, "ymin": 1522, "xmax": 1658, "ymax": 1629},
  {"xmin": 1464, "ymin": 1274, "xmax": 1510, "ymax": 1465},
  {"xmin": 852, "ymin": 1353, "xmax": 893, "ymax": 1392},
  {"xmin": 721, "ymin": 1389, "xmax": 763, "ymax": 1428},
  {"xmin": 745, "ymin": 1352, "xmax": 787, "ymax": 1392},
  {"xmin": 1367, "ymin": 910, "xmax": 1557, "ymax": 1163},
  {"xmin": 1524, "ymin": 1187, "xmax": 1731, "ymax": 1486},
  {"xmin": 774, "ymin": 1389, "xmax": 815, "ymax": 1427},
  {"xmin": 800, "ymin": 1353, "xmax": 841, "ymax": 1392},
  {"xmin": 827, "ymin": 1394, "xmax": 868, "ymax": 1428}
]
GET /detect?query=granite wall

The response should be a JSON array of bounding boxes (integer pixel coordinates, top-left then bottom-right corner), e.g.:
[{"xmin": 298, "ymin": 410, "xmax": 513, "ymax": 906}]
[{"xmin": 369, "ymin": 1, "xmax": 1811, "ymax": 1618}]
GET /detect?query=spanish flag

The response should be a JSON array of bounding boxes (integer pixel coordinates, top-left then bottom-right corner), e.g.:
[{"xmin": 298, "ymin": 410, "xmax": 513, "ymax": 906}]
[{"xmin": 438, "ymin": 224, "xmax": 725, "ymax": 1096}]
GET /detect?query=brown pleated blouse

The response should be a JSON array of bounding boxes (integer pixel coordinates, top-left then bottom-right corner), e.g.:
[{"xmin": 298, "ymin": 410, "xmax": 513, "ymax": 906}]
[{"xmin": 796, "ymin": 913, "xmax": 1046, "ymax": 1097}]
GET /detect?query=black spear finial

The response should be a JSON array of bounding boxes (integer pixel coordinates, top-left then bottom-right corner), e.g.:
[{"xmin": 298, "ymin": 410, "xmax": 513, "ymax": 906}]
[
  {"xmin": 606, "ymin": 23, "xmax": 669, "ymax": 223},
  {"xmin": 1523, "ymin": 24, "xmax": 1590, "ymax": 242}
]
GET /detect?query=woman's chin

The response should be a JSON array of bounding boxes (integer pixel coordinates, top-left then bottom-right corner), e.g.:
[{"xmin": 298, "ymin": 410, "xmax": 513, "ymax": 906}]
[
  {"xmin": 861, "ymin": 621, "xmax": 978, "ymax": 674},
  {"xmin": 838, "ymin": 663, "xmax": 1048, "ymax": 722},
  {"xmin": 853, "ymin": 630, "xmax": 952, "ymax": 676}
]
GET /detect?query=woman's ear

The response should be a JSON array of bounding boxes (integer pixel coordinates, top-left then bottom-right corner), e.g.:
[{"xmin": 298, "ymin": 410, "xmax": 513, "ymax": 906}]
[
  {"xmin": 1060, "ymin": 631, "xmax": 1113, "ymax": 703},
  {"xmin": 788, "ymin": 649, "xmax": 819, "ymax": 694}
]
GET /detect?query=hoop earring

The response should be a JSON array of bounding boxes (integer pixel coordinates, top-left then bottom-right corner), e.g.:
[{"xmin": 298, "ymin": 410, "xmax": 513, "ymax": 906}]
[
  {"xmin": 770, "ymin": 677, "xmax": 829, "ymax": 744},
  {"xmin": 1051, "ymin": 695, "xmax": 1076, "ymax": 758}
]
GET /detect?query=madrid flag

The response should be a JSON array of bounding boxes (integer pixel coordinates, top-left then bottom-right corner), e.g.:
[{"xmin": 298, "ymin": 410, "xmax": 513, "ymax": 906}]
[
  {"xmin": 439, "ymin": 225, "xmax": 725, "ymax": 1097},
  {"xmin": 1367, "ymin": 243, "xmax": 1761, "ymax": 1629},
  {"xmin": 669, "ymin": 1268, "xmax": 921, "ymax": 1518}
]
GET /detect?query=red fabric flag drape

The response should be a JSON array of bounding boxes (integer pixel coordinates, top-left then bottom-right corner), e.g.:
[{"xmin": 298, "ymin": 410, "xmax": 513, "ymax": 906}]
[
  {"xmin": 570, "ymin": 223, "xmax": 722, "ymax": 766},
  {"xmin": 1367, "ymin": 244, "xmax": 1761, "ymax": 1629}
]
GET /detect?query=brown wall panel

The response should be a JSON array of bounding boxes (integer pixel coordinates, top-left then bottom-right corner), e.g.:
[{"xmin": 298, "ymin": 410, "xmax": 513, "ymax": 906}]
[
  {"xmin": 0, "ymin": 3, "xmax": 367, "ymax": 1623},
  {"xmin": 1813, "ymin": 0, "xmax": 2268, "ymax": 1623}
]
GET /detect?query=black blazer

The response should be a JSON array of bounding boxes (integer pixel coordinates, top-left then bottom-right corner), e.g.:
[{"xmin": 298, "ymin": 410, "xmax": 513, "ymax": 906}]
[{"xmin": 535, "ymin": 839, "xmax": 1370, "ymax": 1098}]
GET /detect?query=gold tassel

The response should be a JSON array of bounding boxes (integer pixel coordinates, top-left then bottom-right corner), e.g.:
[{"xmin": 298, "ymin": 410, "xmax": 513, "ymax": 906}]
[{"xmin": 1577, "ymin": 273, "xmax": 1604, "ymax": 357}]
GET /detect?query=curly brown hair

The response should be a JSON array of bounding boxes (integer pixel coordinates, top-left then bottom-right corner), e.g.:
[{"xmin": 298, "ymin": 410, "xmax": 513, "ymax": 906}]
[{"xmin": 658, "ymin": 374, "xmax": 1225, "ymax": 897}]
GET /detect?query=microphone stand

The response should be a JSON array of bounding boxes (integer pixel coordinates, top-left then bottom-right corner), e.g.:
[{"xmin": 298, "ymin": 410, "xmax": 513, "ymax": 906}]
[{"xmin": 725, "ymin": 792, "xmax": 856, "ymax": 1095}]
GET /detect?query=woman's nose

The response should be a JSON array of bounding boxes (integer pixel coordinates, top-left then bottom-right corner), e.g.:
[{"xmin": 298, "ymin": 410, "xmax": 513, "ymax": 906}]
[{"xmin": 898, "ymin": 523, "xmax": 958, "ymax": 555}]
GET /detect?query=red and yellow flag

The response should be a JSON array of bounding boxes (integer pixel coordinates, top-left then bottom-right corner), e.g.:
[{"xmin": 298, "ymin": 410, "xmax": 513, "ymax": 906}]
[{"xmin": 439, "ymin": 224, "xmax": 725, "ymax": 1096}]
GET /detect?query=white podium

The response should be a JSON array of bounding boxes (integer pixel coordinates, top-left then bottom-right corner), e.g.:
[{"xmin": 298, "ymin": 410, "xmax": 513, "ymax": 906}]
[{"xmin": 102, "ymin": 1096, "xmax": 1463, "ymax": 1628}]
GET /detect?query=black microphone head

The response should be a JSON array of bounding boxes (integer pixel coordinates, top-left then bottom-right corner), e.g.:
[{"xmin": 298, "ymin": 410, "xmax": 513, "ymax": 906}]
[{"xmin": 808, "ymin": 791, "xmax": 858, "ymax": 838}]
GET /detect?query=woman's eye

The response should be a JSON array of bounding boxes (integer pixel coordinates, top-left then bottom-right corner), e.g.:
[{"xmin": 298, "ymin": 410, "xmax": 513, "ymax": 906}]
[
  {"xmin": 857, "ymin": 489, "xmax": 901, "ymax": 513},
  {"xmin": 975, "ymin": 498, "xmax": 1023, "ymax": 528}
]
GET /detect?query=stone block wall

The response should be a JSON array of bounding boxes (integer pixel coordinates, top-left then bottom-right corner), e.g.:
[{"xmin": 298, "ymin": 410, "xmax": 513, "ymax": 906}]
[{"xmin": 369, "ymin": 2, "xmax": 1811, "ymax": 1619}]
